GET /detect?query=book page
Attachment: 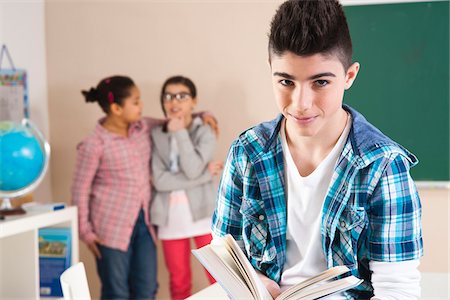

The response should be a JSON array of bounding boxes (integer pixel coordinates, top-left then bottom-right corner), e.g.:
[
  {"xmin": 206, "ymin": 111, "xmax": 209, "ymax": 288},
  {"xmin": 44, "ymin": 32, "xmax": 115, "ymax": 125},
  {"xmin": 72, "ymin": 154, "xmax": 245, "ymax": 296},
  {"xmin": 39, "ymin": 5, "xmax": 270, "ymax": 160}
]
[
  {"xmin": 280, "ymin": 276, "xmax": 363, "ymax": 300},
  {"xmin": 224, "ymin": 235, "xmax": 273, "ymax": 300},
  {"xmin": 277, "ymin": 265, "xmax": 351, "ymax": 299},
  {"xmin": 210, "ymin": 245, "xmax": 251, "ymax": 291},
  {"xmin": 192, "ymin": 245, "xmax": 254, "ymax": 300}
]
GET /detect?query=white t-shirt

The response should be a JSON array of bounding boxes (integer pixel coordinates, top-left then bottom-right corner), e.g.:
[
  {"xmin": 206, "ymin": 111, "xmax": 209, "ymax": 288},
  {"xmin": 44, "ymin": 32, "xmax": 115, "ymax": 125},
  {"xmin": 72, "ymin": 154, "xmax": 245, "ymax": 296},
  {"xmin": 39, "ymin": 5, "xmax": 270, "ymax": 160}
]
[{"xmin": 279, "ymin": 115, "xmax": 351, "ymax": 299}]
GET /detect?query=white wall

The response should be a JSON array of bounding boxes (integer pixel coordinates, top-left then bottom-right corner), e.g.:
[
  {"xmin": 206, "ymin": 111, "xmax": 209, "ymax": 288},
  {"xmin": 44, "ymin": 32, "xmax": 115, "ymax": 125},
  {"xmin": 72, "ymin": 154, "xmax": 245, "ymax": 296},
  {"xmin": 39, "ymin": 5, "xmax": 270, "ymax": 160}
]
[
  {"xmin": 341, "ymin": 0, "xmax": 442, "ymax": 5},
  {"xmin": 0, "ymin": 0, "xmax": 52, "ymax": 203}
]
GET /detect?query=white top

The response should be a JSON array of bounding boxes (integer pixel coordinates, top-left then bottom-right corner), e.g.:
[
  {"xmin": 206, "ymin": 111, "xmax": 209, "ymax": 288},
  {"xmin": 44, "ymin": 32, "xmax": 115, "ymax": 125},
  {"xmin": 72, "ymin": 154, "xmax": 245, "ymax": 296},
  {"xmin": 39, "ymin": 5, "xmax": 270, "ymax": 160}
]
[
  {"xmin": 157, "ymin": 190, "xmax": 212, "ymax": 240},
  {"xmin": 370, "ymin": 260, "xmax": 421, "ymax": 300},
  {"xmin": 279, "ymin": 116, "xmax": 351, "ymax": 299}
]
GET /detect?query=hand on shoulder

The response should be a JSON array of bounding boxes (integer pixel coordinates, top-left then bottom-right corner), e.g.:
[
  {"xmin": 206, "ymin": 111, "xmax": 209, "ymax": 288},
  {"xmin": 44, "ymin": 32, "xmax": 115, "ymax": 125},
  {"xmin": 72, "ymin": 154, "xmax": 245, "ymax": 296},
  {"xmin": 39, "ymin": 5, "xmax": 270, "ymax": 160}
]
[
  {"xmin": 200, "ymin": 112, "xmax": 219, "ymax": 137},
  {"xmin": 208, "ymin": 160, "xmax": 224, "ymax": 176}
]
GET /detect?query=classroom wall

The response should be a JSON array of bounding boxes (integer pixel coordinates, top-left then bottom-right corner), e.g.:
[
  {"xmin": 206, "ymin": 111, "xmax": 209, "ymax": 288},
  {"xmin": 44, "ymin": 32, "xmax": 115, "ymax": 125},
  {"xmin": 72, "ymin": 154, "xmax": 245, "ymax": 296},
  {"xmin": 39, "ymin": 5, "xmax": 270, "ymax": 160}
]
[
  {"xmin": 44, "ymin": 1, "xmax": 449, "ymax": 299},
  {"xmin": 0, "ymin": 0, "xmax": 52, "ymax": 203}
]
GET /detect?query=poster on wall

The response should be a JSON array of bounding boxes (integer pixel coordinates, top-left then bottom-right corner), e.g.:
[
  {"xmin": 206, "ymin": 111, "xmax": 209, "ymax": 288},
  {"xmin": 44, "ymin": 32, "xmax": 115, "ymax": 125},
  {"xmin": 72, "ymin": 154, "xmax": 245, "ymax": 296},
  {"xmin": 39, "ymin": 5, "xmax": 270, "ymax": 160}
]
[
  {"xmin": 0, "ymin": 69, "xmax": 28, "ymax": 122},
  {"xmin": 0, "ymin": 45, "xmax": 28, "ymax": 122}
]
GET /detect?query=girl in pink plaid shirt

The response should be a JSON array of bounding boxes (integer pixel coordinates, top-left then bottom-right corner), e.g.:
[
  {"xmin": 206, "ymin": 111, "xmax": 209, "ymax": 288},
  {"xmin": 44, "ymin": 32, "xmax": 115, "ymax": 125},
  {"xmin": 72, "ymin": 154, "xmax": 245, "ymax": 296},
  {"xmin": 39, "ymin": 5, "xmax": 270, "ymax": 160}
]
[{"xmin": 72, "ymin": 76, "xmax": 159, "ymax": 300}]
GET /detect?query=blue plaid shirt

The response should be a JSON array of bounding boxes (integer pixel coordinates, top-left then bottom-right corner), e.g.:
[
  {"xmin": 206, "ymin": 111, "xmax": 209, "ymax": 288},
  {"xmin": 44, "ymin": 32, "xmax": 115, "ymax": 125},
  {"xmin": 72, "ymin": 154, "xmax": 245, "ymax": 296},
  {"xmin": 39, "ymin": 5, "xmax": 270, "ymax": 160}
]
[{"xmin": 211, "ymin": 105, "xmax": 423, "ymax": 299}]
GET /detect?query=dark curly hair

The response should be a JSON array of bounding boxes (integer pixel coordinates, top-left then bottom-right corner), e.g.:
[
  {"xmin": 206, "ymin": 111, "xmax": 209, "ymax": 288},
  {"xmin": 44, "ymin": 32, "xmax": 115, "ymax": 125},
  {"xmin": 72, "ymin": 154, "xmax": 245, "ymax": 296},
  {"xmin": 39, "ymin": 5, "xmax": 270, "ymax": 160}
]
[{"xmin": 82, "ymin": 75, "xmax": 135, "ymax": 114}]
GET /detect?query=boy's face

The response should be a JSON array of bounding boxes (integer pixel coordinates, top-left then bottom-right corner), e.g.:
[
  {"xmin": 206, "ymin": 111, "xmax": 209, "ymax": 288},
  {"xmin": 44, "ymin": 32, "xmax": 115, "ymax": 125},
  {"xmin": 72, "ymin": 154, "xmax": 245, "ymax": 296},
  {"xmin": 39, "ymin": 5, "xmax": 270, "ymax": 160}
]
[{"xmin": 270, "ymin": 51, "xmax": 359, "ymax": 139}]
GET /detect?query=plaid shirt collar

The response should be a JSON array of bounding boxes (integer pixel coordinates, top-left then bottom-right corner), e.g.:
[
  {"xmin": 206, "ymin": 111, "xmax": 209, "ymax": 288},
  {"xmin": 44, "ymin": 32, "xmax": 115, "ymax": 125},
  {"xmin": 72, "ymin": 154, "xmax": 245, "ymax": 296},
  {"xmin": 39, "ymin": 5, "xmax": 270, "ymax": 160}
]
[
  {"xmin": 94, "ymin": 117, "xmax": 145, "ymax": 140},
  {"xmin": 240, "ymin": 104, "xmax": 418, "ymax": 168}
]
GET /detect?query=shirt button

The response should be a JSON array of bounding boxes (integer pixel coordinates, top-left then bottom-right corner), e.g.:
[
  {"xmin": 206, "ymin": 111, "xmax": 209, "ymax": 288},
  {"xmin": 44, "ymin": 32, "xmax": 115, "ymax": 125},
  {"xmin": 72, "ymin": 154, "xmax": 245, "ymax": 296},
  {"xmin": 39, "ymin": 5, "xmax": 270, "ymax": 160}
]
[
  {"xmin": 340, "ymin": 220, "xmax": 347, "ymax": 228},
  {"xmin": 259, "ymin": 215, "xmax": 265, "ymax": 221}
]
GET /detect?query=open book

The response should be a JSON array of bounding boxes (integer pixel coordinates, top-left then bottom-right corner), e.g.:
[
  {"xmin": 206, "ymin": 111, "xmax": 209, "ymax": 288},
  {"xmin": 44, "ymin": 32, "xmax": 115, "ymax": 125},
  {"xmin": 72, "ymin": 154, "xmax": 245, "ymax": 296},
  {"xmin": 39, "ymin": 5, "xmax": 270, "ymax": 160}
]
[{"xmin": 192, "ymin": 234, "xmax": 362, "ymax": 300}]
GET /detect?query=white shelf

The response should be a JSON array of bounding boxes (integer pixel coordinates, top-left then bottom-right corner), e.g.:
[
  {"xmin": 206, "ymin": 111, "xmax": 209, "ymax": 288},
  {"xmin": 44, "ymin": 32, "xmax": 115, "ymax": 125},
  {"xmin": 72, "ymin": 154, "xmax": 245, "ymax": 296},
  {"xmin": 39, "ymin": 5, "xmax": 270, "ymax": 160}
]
[{"xmin": 0, "ymin": 206, "xmax": 79, "ymax": 300}]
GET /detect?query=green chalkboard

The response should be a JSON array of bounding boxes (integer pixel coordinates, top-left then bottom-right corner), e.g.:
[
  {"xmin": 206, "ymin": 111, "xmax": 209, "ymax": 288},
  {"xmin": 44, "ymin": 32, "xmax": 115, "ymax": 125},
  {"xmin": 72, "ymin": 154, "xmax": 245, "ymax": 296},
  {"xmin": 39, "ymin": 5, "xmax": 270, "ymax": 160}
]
[{"xmin": 344, "ymin": 1, "xmax": 449, "ymax": 181}]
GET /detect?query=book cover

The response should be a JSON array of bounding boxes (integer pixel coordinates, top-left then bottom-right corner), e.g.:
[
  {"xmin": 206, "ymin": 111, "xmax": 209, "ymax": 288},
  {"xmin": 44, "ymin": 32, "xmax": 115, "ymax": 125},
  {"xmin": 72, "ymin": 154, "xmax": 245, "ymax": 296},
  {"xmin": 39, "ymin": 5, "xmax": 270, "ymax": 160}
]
[
  {"xmin": 192, "ymin": 234, "xmax": 362, "ymax": 300},
  {"xmin": 39, "ymin": 227, "xmax": 71, "ymax": 297}
]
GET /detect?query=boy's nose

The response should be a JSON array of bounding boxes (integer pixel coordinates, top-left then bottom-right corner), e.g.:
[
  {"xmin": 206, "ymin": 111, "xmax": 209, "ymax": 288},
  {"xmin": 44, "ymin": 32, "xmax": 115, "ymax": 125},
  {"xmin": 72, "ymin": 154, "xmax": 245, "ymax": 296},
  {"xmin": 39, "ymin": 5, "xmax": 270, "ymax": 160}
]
[{"xmin": 292, "ymin": 87, "xmax": 313, "ymax": 112}]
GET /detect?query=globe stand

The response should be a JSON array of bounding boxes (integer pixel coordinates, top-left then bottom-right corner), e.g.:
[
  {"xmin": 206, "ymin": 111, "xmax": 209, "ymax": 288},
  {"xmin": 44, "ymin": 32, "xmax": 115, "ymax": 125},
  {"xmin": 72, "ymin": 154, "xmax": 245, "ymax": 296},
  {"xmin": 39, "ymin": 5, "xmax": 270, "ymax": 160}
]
[{"xmin": 0, "ymin": 198, "xmax": 26, "ymax": 216}]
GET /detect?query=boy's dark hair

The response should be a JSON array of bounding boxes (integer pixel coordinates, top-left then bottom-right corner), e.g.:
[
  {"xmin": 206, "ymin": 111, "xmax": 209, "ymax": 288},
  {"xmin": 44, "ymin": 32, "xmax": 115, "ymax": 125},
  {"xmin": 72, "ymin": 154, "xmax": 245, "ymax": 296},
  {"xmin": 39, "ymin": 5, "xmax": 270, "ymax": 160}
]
[
  {"xmin": 82, "ymin": 75, "xmax": 135, "ymax": 114},
  {"xmin": 269, "ymin": 0, "xmax": 353, "ymax": 70},
  {"xmin": 160, "ymin": 75, "xmax": 197, "ymax": 115}
]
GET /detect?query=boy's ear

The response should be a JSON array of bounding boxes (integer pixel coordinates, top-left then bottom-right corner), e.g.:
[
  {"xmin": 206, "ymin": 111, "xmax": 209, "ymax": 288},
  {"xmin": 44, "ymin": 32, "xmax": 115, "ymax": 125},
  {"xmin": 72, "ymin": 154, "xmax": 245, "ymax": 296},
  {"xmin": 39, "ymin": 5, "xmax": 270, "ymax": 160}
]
[{"xmin": 344, "ymin": 62, "xmax": 360, "ymax": 90}]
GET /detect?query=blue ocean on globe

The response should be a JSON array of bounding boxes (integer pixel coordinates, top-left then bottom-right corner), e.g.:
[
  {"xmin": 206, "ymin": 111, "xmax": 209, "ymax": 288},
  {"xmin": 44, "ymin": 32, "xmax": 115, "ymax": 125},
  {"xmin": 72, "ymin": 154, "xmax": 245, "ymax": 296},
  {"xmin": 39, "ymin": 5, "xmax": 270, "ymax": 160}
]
[{"xmin": 0, "ymin": 122, "xmax": 45, "ymax": 191}]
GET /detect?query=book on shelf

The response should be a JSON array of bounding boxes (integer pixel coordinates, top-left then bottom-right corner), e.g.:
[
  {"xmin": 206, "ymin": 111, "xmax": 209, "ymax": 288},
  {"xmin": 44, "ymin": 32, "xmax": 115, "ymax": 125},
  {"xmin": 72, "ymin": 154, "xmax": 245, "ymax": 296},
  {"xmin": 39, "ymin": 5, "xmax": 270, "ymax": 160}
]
[
  {"xmin": 192, "ymin": 234, "xmax": 362, "ymax": 300},
  {"xmin": 39, "ymin": 227, "xmax": 71, "ymax": 297}
]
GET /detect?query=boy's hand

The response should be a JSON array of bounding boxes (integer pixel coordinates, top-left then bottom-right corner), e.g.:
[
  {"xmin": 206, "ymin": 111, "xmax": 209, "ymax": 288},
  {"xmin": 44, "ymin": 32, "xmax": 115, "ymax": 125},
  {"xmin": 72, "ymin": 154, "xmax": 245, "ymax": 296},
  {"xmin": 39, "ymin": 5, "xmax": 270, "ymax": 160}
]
[
  {"xmin": 167, "ymin": 116, "xmax": 185, "ymax": 132},
  {"xmin": 87, "ymin": 237, "xmax": 102, "ymax": 259},
  {"xmin": 207, "ymin": 160, "xmax": 224, "ymax": 176},
  {"xmin": 201, "ymin": 113, "xmax": 219, "ymax": 137},
  {"xmin": 256, "ymin": 271, "xmax": 281, "ymax": 299}
]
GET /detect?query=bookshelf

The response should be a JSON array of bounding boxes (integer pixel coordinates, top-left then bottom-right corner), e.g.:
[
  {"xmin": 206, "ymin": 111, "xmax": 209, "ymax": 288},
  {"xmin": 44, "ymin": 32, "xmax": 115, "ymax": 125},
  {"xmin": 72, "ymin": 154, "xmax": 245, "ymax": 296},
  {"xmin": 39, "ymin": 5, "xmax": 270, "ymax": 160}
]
[{"xmin": 0, "ymin": 206, "xmax": 78, "ymax": 299}]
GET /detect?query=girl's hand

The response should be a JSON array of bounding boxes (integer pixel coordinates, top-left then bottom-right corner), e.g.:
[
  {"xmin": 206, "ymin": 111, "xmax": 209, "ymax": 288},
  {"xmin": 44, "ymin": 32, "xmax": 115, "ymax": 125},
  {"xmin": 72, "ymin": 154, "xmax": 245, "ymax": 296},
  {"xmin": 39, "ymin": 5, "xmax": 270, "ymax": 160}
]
[
  {"xmin": 87, "ymin": 237, "xmax": 102, "ymax": 259},
  {"xmin": 256, "ymin": 271, "xmax": 281, "ymax": 299},
  {"xmin": 208, "ymin": 160, "xmax": 224, "ymax": 176},
  {"xmin": 201, "ymin": 113, "xmax": 219, "ymax": 137},
  {"xmin": 167, "ymin": 116, "xmax": 185, "ymax": 132}
]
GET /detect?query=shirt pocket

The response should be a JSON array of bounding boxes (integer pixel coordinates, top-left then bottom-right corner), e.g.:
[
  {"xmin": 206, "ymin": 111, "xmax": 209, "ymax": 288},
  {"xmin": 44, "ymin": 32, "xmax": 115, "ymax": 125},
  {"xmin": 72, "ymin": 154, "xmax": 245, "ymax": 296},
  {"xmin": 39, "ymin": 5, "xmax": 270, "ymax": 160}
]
[
  {"xmin": 337, "ymin": 207, "xmax": 367, "ymax": 235},
  {"xmin": 335, "ymin": 207, "xmax": 367, "ymax": 266},
  {"xmin": 240, "ymin": 197, "xmax": 276, "ymax": 263}
]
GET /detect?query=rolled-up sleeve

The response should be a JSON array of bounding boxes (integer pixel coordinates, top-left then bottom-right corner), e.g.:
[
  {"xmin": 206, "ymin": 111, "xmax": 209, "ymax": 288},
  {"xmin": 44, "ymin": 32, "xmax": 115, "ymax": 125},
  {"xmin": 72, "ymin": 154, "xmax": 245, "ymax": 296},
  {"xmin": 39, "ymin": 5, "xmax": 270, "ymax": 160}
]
[{"xmin": 368, "ymin": 153, "xmax": 423, "ymax": 262}]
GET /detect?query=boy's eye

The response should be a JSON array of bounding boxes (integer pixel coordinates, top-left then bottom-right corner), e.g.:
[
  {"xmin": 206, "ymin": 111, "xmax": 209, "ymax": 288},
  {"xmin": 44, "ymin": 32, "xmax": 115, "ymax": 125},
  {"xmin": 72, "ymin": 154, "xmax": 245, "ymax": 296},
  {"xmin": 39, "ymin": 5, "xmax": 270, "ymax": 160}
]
[
  {"xmin": 314, "ymin": 80, "xmax": 329, "ymax": 87},
  {"xmin": 279, "ymin": 79, "xmax": 294, "ymax": 87}
]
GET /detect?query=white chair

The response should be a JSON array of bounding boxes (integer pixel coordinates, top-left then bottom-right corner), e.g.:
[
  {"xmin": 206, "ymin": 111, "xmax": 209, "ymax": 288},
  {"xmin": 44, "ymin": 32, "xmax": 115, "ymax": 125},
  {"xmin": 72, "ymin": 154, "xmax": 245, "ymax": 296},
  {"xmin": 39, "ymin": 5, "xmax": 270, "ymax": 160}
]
[{"xmin": 60, "ymin": 262, "xmax": 91, "ymax": 300}]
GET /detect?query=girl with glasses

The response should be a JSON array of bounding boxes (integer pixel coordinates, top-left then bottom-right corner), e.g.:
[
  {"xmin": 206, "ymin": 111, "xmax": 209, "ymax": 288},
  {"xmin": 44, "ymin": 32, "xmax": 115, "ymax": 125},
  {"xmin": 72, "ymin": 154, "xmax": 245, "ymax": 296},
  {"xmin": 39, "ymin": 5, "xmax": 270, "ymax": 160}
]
[{"xmin": 151, "ymin": 75, "xmax": 222, "ymax": 300}]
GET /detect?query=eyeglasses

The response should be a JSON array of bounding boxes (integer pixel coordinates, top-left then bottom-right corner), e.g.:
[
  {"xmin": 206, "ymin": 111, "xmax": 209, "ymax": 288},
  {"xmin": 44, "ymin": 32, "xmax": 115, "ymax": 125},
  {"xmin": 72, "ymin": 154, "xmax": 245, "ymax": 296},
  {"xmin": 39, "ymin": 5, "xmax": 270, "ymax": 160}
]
[{"xmin": 162, "ymin": 92, "xmax": 192, "ymax": 103}]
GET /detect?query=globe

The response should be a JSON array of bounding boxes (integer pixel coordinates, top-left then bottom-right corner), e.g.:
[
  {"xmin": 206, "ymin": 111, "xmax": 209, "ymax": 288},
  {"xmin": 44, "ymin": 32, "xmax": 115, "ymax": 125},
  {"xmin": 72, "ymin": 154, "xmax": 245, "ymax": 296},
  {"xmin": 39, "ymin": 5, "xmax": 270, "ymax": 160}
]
[{"xmin": 0, "ymin": 119, "xmax": 50, "ymax": 205}]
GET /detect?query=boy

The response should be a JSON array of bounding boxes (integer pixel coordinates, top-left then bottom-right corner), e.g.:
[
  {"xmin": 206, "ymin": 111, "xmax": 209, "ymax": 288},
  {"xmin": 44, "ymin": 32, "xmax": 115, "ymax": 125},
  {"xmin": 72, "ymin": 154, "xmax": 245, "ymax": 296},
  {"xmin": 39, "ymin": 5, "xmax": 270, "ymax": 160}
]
[{"xmin": 211, "ymin": 0, "xmax": 423, "ymax": 299}]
